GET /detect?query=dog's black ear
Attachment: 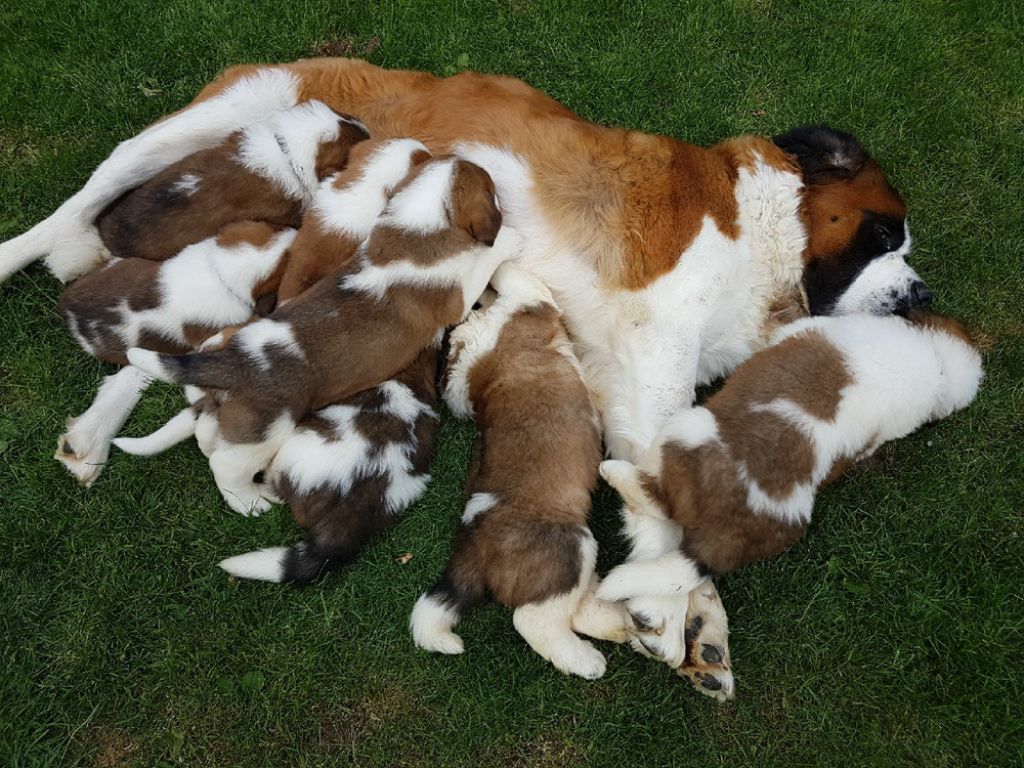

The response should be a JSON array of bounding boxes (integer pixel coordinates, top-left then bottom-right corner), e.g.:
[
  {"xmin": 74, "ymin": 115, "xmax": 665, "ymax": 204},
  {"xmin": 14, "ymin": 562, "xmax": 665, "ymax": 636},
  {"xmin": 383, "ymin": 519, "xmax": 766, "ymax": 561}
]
[{"xmin": 773, "ymin": 125, "xmax": 866, "ymax": 184}]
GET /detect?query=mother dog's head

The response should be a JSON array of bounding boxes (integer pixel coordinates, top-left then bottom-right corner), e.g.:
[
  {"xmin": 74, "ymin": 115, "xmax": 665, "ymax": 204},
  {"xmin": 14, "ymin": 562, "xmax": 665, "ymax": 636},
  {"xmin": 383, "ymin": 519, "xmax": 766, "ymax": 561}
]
[{"xmin": 774, "ymin": 125, "xmax": 929, "ymax": 316}]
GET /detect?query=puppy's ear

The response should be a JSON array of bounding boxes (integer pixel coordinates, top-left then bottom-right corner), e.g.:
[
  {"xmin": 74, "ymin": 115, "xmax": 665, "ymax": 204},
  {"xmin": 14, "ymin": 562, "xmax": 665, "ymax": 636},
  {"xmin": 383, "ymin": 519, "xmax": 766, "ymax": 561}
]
[
  {"xmin": 450, "ymin": 162, "xmax": 502, "ymax": 246},
  {"xmin": 773, "ymin": 125, "xmax": 867, "ymax": 184},
  {"xmin": 315, "ymin": 120, "xmax": 369, "ymax": 179}
]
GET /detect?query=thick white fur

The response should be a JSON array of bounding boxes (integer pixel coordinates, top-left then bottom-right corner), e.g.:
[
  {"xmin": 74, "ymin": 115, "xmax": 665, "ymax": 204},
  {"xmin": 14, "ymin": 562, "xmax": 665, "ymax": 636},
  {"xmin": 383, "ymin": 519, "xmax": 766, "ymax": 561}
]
[
  {"xmin": 218, "ymin": 547, "xmax": 288, "ymax": 582},
  {"xmin": 55, "ymin": 365, "xmax": 151, "ymax": 486},
  {"xmin": 312, "ymin": 138, "xmax": 429, "ymax": 238},
  {"xmin": 208, "ymin": 413, "xmax": 296, "ymax": 516},
  {"xmin": 0, "ymin": 70, "xmax": 300, "ymax": 283},
  {"xmin": 236, "ymin": 101, "xmax": 356, "ymax": 203},
  {"xmin": 410, "ymin": 594, "xmax": 465, "ymax": 655}
]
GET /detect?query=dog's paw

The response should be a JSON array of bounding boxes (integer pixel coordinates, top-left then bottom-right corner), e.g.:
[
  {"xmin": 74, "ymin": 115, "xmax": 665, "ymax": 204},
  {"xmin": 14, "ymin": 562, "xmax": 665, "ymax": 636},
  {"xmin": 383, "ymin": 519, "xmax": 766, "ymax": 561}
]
[
  {"xmin": 54, "ymin": 425, "xmax": 109, "ymax": 487},
  {"xmin": 547, "ymin": 639, "xmax": 607, "ymax": 680},
  {"xmin": 219, "ymin": 485, "xmax": 273, "ymax": 517},
  {"xmin": 676, "ymin": 585, "xmax": 735, "ymax": 702},
  {"xmin": 44, "ymin": 226, "xmax": 110, "ymax": 283}
]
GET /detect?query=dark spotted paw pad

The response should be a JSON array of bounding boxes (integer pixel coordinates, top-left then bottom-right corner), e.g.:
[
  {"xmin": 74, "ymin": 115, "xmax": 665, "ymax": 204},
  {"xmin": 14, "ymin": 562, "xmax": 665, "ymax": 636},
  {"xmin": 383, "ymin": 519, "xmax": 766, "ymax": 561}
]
[{"xmin": 61, "ymin": 440, "xmax": 75, "ymax": 455}]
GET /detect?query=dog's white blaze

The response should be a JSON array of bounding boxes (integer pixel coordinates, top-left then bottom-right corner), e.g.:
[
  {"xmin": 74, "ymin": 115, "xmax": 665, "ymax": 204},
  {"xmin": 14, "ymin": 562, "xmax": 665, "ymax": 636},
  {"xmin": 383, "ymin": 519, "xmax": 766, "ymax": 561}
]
[
  {"xmin": 460, "ymin": 492, "xmax": 499, "ymax": 525},
  {"xmin": 832, "ymin": 225, "xmax": 921, "ymax": 315},
  {"xmin": 410, "ymin": 593, "xmax": 465, "ymax": 655},
  {"xmin": 314, "ymin": 139, "xmax": 429, "ymax": 237},
  {"xmin": 218, "ymin": 547, "xmax": 288, "ymax": 582},
  {"xmin": 236, "ymin": 100, "xmax": 346, "ymax": 203},
  {"xmin": 0, "ymin": 69, "xmax": 300, "ymax": 283},
  {"xmin": 236, "ymin": 319, "xmax": 303, "ymax": 370}
]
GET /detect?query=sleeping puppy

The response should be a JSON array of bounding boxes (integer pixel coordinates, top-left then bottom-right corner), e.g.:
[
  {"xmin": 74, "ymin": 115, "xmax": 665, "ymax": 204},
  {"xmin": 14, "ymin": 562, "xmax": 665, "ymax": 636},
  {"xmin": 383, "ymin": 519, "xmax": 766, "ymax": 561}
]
[
  {"xmin": 97, "ymin": 101, "xmax": 367, "ymax": 262},
  {"xmin": 128, "ymin": 156, "xmax": 513, "ymax": 514},
  {"xmin": 597, "ymin": 311, "xmax": 983, "ymax": 695},
  {"xmin": 276, "ymin": 138, "xmax": 431, "ymax": 301},
  {"xmin": 410, "ymin": 263, "xmax": 609, "ymax": 679},
  {"xmin": 117, "ymin": 342, "xmax": 442, "ymax": 582},
  {"xmin": 54, "ymin": 221, "xmax": 296, "ymax": 486}
]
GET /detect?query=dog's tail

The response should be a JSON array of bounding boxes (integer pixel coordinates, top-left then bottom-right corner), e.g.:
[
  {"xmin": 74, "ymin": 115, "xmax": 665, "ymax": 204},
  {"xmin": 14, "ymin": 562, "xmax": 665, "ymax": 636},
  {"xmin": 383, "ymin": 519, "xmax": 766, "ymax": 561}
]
[
  {"xmin": 410, "ymin": 568, "xmax": 485, "ymax": 655},
  {"xmin": 113, "ymin": 407, "xmax": 197, "ymax": 456},
  {"xmin": 127, "ymin": 347, "xmax": 245, "ymax": 391},
  {"xmin": 218, "ymin": 538, "xmax": 365, "ymax": 585}
]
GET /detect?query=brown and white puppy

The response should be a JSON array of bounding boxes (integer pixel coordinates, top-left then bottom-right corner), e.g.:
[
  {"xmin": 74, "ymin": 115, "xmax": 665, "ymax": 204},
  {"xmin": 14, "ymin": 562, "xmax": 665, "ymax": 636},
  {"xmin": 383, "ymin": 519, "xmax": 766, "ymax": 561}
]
[
  {"xmin": 118, "ymin": 342, "xmax": 442, "ymax": 583},
  {"xmin": 596, "ymin": 311, "xmax": 983, "ymax": 692},
  {"xmin": 410, "ymin": 263, "xmax": 609, "ymax": 679},
  {"xmin": 128, "ymin": 156, "xmax": 512, "ymax": 514},
  {"xmin": 54, "ymin": 221, "xmax": 296, "ymax": 486},
  {"xmin": 276, "ymin": 138, "xmax": 431, "ymax": 301},
  {"xmin": 96, "ymin": 101, "xmax": 367, "ymax": 263}
]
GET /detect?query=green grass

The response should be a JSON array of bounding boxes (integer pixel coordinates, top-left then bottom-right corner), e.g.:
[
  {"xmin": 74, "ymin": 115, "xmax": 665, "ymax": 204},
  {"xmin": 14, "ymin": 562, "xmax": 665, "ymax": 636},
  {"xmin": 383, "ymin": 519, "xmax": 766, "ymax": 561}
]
[{"xmin": 1, "ymin": 1, "xmax": 1022, "ymax": 766}]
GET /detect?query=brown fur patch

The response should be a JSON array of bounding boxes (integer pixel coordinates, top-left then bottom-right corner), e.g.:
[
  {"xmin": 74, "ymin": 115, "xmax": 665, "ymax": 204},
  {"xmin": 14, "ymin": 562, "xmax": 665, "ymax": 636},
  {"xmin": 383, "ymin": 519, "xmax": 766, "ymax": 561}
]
[{"xmin": 215, "ymin": 220, "xmax": 286, "ymax": 248}]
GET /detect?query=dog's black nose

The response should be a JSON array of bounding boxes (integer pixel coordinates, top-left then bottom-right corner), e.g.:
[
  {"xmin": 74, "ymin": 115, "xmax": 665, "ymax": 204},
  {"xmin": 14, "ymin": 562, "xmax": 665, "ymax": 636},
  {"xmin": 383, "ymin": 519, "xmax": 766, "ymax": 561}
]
[{"xmin": 909, "ymin": 281, "xmax": 933, "ymax": 308}]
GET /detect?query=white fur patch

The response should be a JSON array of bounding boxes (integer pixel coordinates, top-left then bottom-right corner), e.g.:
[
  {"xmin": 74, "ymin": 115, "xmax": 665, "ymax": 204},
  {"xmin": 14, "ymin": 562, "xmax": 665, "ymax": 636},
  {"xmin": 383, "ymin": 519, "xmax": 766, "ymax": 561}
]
[
  {"xmin": 410, "ymin": 593, "xmax": 465, "ymax": 655},
  {"xmin": 378, "ymin": 159, "xmax": 455, "ymax": 234},
  {"xmin": 236, "ymin": 319, "xmax": 303, "ymax": 370},
  {"xmin": 461, "ymin": 492, "xmax": 499, "ymax": 525},
  {"xmin": 171, "ymin": 173, "xmax": 201, "ymax": 196},
  {"xmin": 314, "ymin": 138, "xmax": 429, "ymax": 237},
  {"xmin": 236, "ymin": 100, "xmax": 348, "ymax": 203}
]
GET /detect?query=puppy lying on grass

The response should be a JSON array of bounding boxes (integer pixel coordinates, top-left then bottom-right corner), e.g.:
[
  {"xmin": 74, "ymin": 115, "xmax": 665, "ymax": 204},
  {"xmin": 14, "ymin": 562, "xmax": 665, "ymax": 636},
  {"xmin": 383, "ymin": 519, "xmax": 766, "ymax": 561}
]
[
  {"xmin": 97, "ymin": 101, "xmax": 368, "ymax": 263},
  {"xmin": 597, "ymin": 311, "xmax": 983, "ymax": 697},
  {"xmin": 54, "ymin": 221, "xmax": 296, "ymax": 486},
  {"xmin": 411, "ymin": 263, "xmax": 617, "ymax": 679},
  {"xmin": 118, "ymin": 341, "xmax": 442, "ymax": 584},
  {"xmin": 129, "ymin": 156, "xmax": 513, "ymax": 514}
]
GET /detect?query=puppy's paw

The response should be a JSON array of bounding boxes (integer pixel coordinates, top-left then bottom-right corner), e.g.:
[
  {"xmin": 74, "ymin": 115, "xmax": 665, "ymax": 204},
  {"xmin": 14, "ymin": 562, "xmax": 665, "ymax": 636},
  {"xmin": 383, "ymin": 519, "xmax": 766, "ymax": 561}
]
[
  {"xmin": 44, "ymin": 226, "xmax": 110, "ymax": 283},
  {"xmin": 54, "ymin": 424, "xmax": 109, "ymax": 487},
  {"xmin": 595, "ymin": 562, "xmax": 650, "ymax": 602},
  {"xmin": 220, "ymin": 485, "xmax": 273, "ymax": 517},
  {"xmin": 548, "ymin": 639, "xmax": 606, "ymax": 680}
]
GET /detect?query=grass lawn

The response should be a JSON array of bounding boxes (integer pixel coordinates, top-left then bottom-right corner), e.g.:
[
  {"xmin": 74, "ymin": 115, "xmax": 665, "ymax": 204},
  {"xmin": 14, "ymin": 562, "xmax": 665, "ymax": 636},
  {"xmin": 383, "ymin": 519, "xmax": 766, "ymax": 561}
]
[{"xmin": 1, "ymin": 1, "xmax": 1022, "ymax": 766}]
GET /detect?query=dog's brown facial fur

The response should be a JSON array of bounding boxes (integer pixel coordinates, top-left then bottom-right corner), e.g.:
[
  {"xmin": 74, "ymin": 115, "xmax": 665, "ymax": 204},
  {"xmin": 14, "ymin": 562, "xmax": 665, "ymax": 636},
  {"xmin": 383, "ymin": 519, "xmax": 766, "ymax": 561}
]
[
  {"xmin": 96, "ymin": 119, "xmax": 368, "ymax": 263},
  {"xmin": 438, "ymin": 302, "xmax": 602, "ymax": 608}
]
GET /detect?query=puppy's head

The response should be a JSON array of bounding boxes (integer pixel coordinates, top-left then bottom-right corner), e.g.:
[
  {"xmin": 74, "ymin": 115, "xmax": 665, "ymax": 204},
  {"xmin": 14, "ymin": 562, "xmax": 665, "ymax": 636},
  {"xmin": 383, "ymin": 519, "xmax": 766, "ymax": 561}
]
[
  {"xmin": 775, "ymin": 125, "xmax": 928, "ymax": 317},
  {"xmin": 314, "ymin": 112, "xmax": 371, "ymax": 179},
  {"xmin": 383, "ymin": 156, "xmax": 502, "ymax": 245}
]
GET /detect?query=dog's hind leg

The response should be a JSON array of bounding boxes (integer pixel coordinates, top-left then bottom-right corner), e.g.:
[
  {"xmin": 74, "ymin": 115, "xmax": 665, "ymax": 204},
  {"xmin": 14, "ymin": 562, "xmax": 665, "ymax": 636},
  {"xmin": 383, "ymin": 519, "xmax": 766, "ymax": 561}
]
[
  {"xmin": 55, "ymin": 365, "xmax": 151, "ymax": 487},
  {"xmin": 512, "ymin": 531, "xmax": 606, "ymax": 679},
  {"xmin": 0, "ymin": 68, "xmax": 300, "ymax": 283}
]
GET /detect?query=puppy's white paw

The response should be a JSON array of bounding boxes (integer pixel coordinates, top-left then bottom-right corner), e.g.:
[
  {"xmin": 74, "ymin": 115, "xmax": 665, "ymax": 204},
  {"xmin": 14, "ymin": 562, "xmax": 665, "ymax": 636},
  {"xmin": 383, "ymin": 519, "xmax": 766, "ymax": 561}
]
[
  {"xmin": 44, "ymin": 226, "xmax": 110, "ymax": 283},
  {"xmin": 595, "ymin": 562, "xmax": 649, "ymax": 602},
  {"xmin": 54, "ymin": 424, "xmax": 109, "ymax": 487},
  {"xmin": 545, "ymin": 638, "xmax": 607, "ymax": 680},
  {"xmin": 219, "ymin": 485, "xmax": 273, "ymax": 517},
  {"xmin": 423, "ymin": 632, "xmax": 465, "ymax": 656}
]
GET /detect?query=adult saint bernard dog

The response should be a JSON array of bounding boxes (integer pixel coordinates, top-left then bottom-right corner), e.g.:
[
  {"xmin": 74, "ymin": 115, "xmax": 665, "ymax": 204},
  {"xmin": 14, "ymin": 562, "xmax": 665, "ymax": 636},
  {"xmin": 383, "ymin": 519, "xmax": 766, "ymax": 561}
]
[{"xmin": 0, "ymin": 58, "xmax": 930, "ymax": 697}]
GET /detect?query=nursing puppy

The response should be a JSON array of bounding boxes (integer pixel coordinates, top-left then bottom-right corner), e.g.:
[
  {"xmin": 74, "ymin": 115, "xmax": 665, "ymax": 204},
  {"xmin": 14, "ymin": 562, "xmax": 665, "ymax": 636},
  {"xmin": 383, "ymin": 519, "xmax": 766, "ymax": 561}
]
[
  {"xmin": 129, "ymin": 156, "xmax": 511, "ymax": 514},
  {"xmin": 97, "ymin": 101, "xmax": 368, "ymax": 263},
  {"xmin": 276, "ymin": 138, "xmax": 431, "ymax": 301},
  {"xmin": 54, "ymin": 221, "xmax": 296, "ymax": 486},
  {"xmin": 597, "ymin": 311, "xmax": 983, "ymax": 687},
  {"xmin": 410, "ymin": 263, "xmax": 608, "ymax": 679},
  {"xmin": 118, "ymin": 342, "xmax": 442, "ymax": 582}
]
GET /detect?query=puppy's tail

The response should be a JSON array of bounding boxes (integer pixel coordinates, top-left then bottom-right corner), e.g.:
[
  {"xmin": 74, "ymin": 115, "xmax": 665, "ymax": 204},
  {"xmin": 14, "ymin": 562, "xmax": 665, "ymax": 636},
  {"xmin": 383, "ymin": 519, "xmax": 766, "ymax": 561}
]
[
  {"xmin": 113, "ymin": 407, "xmax": 197, "ymax": 456},
  {"xmin": 410, "ymin": 569, "xmax": 485, "ymax": 655},
  {"xmin": 127, "ymin": 346, "xmax": 244, "ymax": 391},
  {"xmin": 218, "ymin": 539, "xmax": 363, "ymax": 585}
]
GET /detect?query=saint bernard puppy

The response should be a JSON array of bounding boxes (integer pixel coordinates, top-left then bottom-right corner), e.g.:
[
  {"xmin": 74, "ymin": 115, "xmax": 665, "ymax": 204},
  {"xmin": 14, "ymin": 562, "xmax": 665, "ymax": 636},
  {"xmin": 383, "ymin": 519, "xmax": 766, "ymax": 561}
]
[
  {"xmin": 0, "ymin": 58, "xmax": 930, "ymax": 695},
  {"xmin": 597, "ymin": 311, "xmax": 981, "ymax": 695}
]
